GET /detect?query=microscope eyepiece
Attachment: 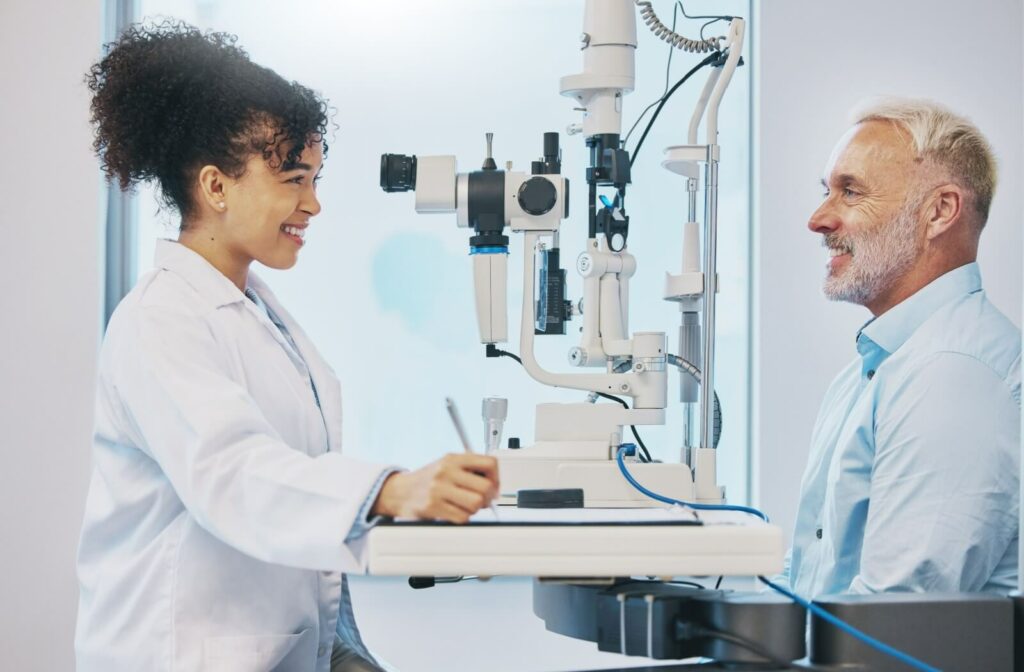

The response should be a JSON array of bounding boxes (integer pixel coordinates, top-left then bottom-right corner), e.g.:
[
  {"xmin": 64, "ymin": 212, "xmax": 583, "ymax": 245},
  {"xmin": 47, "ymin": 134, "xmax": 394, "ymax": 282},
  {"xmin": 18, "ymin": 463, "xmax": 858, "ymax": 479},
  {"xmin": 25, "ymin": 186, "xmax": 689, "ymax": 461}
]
[{"xmin": 380, "ymin": 153, "xmax": 418, "ymax": 192}]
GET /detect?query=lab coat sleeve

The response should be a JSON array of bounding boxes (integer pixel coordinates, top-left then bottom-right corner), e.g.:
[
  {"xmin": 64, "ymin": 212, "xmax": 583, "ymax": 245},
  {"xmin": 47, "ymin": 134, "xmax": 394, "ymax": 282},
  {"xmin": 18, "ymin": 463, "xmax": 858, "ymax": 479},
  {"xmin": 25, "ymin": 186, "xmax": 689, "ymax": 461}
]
[
  {"xmin": 849, "ymin": 351, "xmax": 1019, "ymax": 593},
  {"xmin": 345, "ymin": 467, "xmax": 402, "ymax": 542},
  {"xmin": 110, "ymin": 304, "xmax": 391, "ymax": 573}
]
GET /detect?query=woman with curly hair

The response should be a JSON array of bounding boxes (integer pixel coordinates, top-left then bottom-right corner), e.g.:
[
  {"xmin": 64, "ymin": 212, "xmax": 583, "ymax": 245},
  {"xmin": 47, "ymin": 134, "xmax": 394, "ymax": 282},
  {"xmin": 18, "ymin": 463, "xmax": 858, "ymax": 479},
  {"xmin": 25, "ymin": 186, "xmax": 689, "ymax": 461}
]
[{"xmin": 77, "ymin": 22, "xmax": 498, "ymax": 672}]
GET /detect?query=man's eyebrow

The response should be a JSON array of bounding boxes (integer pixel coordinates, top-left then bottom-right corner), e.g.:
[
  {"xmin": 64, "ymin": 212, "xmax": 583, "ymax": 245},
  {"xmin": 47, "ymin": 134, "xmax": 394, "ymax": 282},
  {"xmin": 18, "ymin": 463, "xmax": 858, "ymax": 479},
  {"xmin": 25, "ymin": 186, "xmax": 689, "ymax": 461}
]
[
  {"xmin": 821, "ymin": 174, "xmax": 867, "ymax": 189},
  {"xmin": 281, "ymin": 161, "xmax": 315, "ymax": 172}
]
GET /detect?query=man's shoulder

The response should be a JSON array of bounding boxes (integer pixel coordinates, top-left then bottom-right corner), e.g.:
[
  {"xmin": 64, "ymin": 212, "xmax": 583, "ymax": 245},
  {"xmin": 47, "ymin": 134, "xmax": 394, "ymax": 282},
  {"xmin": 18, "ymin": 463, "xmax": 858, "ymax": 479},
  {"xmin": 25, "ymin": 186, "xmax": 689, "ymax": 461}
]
[
  {"xmin": 884, "ymin": 290, "xmax": 1019, "ymax": 403},
  {"xmin": 900, "ymin": 290, "xmax": 1020, "ymax": 382}
]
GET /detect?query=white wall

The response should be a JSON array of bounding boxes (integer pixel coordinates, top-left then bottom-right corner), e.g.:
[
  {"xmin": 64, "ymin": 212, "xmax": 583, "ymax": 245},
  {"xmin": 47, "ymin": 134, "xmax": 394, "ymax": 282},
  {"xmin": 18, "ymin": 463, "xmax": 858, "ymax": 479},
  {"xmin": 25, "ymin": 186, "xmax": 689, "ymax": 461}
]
[
  {"xmin": 0, "ymin": 2, "xmax": 103, "ymax": 670},
  {"xmin": 753, "ymin": 0, "xmax": 1024, "ymax": 545}
]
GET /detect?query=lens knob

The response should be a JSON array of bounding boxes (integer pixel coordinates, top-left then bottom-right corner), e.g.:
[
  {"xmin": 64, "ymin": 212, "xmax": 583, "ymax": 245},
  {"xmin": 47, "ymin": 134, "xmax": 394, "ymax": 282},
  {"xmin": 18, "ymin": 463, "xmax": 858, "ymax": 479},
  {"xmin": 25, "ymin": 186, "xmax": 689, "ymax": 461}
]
[
  {"xmin": 517, "ymin": 177, "xmax": 557, "ymax": 216},
  {"xmin": 379, "ymin": 154, "xmax": 417, "ymax": 192}
]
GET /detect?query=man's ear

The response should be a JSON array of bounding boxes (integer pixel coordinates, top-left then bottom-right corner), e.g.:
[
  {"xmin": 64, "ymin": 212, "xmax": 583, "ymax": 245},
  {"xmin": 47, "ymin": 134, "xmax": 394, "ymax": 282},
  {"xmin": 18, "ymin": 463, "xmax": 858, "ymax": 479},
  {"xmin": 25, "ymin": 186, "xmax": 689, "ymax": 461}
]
[
  {"xmin": 922, "ymin": 183, "xmax": 965, "ymax": 241},
  {"xmin": 197, "ymin": 165, "xmax": 229, "ymax": 213}
]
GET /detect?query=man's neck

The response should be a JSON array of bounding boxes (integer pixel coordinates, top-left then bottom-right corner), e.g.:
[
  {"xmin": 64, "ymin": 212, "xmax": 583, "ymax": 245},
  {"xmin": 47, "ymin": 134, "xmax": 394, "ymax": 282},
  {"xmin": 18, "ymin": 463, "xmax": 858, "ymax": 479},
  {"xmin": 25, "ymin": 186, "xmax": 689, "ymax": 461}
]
[{"xmin": 866, "ymin": 254, "xmax": 975, "ymax": 317}]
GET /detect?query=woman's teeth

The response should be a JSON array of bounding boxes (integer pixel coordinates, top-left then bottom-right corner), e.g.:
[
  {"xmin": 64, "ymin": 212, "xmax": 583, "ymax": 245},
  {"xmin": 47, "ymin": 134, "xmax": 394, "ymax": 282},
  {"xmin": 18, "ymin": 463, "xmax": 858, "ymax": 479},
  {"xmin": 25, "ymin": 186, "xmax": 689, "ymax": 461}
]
[{"xmin": 282, "ymin": 225, "xmax": 305, "ymax": 239}]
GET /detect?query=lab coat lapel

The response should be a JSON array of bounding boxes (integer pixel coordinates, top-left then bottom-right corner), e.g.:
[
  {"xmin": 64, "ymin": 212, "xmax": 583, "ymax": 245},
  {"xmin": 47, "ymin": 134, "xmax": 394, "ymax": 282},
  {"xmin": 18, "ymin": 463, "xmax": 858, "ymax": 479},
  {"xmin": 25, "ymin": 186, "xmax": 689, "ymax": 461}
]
[
  {"xmin": 154, "ymin": 240, "xmax": 307, "ymax": 373},
  {"xmin": 239, "ymin": 291, "xmax": 309, "ymax": 373},
  {"xmin": 247, "ymin": 273, "xmax": 345, "ymax": 454}
]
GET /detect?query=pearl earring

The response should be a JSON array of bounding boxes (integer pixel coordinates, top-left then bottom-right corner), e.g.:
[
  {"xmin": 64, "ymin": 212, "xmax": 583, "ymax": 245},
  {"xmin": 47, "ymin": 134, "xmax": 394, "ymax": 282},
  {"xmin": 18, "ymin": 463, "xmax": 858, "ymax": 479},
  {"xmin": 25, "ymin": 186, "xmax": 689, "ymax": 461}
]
[{"xmin": 218, "ymin": 202, "xmax": 226, "ymax": 209}]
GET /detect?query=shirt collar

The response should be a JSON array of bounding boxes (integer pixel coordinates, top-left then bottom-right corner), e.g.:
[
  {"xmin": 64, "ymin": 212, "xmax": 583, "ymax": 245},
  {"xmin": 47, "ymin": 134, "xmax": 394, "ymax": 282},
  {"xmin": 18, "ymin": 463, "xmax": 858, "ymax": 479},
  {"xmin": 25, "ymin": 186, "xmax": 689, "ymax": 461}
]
[
  {"xmin": 857, "ymin": 262, "xmax": 983, "ymax": 357},
  {"xmin": 153, "ymin": 239, "xmax": 246, "ymax": 308}
]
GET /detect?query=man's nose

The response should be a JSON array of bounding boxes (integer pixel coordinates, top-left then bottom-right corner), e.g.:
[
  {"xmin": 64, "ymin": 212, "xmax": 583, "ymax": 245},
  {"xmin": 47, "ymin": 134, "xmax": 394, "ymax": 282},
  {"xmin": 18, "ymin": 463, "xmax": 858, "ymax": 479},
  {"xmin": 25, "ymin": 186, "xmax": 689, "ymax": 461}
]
[{"xmin": 808, "ymin": 201, "xmax": 840, "ymax": 235}]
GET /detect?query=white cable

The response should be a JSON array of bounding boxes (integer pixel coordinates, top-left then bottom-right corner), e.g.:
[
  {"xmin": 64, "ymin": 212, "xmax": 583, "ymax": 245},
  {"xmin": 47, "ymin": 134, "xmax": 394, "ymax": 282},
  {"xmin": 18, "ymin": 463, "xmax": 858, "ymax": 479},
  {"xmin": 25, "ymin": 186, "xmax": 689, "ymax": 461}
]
[{"xmin": 635, "ymin": 1, "xmax": 724, "ymax": 53}]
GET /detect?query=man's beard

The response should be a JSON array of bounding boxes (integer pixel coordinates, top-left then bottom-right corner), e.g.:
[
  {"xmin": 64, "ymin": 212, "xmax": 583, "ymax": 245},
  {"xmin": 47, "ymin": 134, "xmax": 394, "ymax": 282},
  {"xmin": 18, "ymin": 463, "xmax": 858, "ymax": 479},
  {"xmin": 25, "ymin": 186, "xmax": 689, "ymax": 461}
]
[{"xmin": 822, "ymin": 198, "xmax": 923, "ymax": 306}]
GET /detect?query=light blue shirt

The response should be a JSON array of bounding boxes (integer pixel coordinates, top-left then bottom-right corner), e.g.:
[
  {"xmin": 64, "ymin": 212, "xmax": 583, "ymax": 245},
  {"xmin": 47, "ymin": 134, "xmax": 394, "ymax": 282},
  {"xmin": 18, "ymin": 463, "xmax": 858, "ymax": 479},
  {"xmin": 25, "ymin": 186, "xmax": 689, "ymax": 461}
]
[{"xmin": 787, "ymin": 262, "xmax": 1021, "ymax": 597}]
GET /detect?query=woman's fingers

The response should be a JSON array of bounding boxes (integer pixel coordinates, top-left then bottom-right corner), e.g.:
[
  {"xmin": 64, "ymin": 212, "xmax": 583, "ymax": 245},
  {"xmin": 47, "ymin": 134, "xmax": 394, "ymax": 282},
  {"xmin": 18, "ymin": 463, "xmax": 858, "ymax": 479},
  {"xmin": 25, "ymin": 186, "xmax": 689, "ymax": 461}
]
[
  {"xmin": 371, "ymin": 453, "xmax": 501, "ymax": 521},
  {"xmin": 442, "ymin": 481, "xmax": 488, "ymax": 514},
  {"xmin": 433, "ymin": 501, "xmax": 473, "ymax": 525},
  {"xmin": 442, "ymin": 453, "xmax": 499, "ymax": 482},
  {"xmin": 450, "ymin": 467, "xmax": 499, "ymax": 501}
]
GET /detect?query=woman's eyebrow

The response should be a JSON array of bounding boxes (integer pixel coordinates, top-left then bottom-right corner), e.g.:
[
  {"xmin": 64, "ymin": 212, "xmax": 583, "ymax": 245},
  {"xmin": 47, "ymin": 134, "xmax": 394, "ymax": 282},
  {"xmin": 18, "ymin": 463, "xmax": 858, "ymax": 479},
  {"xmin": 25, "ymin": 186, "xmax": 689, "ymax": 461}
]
[{"xmin": 281, "ymin": 161, "xmax": 314, "ymax": 172}]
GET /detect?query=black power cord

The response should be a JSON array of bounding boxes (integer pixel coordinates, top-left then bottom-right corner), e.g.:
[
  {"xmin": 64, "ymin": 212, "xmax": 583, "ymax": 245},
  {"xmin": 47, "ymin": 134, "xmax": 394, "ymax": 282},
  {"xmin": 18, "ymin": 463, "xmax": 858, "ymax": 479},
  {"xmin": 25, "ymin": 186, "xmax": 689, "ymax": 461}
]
[
  {"xmin": 594, "ymin": 391, "xmax": 629, "ymax": 407},
  {"xmin": 629, "ymin": 50, "xmax": 721, "ymax": 168},
  {"xmin": 623, "ymin": 1, "xmax": 691, "ymax": 147},
  {"xmin": 674, "ymin": 0, "xmax": 733, "ymax": 22},
  {"xmin": 624, "ymin": 577, "xmax": 705, "ymax": 591},
  {"xmin": 592, "ymin": 391, "xmax": 653, "ymax": 463},
  {"xmin": 678, "ymin": 622, "xmax": 826, "ymax": 671},
  {"xmin": 485, "ymin": 344, "xmax": 522, "ymax": 365},
  {"xmin": 623, "ymin": 1, "xmax": 732, "ymax": 147},
  {"xmin": 665, "ymin": 580, "xmax": 704, "ymax": 590},
  {"xmin": 629, "ymin": 427, "xmax": 653, "ymax": 463}
]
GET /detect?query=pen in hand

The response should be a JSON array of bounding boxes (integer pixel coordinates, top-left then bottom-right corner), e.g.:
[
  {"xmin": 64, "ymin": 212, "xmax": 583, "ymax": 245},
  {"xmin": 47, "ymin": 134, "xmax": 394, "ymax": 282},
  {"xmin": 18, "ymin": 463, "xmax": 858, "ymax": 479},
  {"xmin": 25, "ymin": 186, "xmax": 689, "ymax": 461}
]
[{"xmin": 445, "ymin": 397, "xmax": 500, "ymax": 519}]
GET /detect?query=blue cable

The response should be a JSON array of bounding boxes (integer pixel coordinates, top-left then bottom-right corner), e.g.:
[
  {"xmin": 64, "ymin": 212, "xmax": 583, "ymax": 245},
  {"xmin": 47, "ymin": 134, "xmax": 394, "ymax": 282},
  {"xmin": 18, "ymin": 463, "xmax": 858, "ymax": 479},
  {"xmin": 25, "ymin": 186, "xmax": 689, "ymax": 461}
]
[
  {"xmin": 614, "ymin": 446, "xmax": 769, "ymax": 521},
  {"xmin": 615, "ymin": 446, "xmax": 941, "ymax": 672},
  {"xmin": 759, "ymin": 577, "xmax": 941, "ymax": 672}
]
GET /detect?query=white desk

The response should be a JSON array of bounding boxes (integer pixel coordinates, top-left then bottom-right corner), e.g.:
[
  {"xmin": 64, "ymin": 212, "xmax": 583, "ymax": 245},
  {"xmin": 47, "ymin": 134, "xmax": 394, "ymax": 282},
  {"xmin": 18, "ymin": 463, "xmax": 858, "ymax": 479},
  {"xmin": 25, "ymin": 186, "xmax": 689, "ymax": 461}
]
[{"xmin": 364, "ymin": 509, "xmax": 784, "ymax": 577}]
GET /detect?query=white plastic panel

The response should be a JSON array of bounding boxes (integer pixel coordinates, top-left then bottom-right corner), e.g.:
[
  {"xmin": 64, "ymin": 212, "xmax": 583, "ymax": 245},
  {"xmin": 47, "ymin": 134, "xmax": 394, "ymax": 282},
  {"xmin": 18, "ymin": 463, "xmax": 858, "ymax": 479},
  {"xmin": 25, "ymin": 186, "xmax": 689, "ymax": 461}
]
[
  {"xmin": 365, "ymin": 510, "xmax": 783, "ymax": 577},
  {"xmin": 414, "ymin": 155, "xmax": 457, "ymax": 213}
]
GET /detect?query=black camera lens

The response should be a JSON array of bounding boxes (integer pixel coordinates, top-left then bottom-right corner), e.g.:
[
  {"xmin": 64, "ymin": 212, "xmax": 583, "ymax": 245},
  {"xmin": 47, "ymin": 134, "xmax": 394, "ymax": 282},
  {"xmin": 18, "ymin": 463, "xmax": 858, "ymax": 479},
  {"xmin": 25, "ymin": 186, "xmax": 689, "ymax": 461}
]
[{"xmin": 380, "ymin": 154, "xmax": 417, "ymax": 192}]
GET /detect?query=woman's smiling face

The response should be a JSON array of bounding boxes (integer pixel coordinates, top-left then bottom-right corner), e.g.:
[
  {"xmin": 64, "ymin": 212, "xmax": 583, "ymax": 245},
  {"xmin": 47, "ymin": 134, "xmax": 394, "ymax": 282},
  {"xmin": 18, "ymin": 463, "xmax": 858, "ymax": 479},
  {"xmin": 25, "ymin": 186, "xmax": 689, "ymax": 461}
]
[{"xmin": 220, "ymin": 139, "xmax": 324, "ymax": 272}]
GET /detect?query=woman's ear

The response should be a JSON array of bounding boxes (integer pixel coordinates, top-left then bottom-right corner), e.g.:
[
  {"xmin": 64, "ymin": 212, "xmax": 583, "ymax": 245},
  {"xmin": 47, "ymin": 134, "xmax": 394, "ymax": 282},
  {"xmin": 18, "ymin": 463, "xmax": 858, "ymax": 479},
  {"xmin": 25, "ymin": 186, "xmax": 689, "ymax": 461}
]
[{"xmin": 197, "ymin": 165, "xmax": 229, "ymax": 213}]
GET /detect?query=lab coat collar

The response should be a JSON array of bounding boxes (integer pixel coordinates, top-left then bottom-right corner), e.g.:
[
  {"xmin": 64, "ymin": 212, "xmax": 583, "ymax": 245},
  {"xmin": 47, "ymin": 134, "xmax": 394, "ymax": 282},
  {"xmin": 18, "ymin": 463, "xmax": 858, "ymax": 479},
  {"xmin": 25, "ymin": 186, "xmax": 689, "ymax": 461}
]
[
  {"xmin": 152, "ymin": 240, "xmax": 345, "ymax": 453},
  {"xmin": 857, "ymin": 261, "xmax": 983, "ymax": 356},
  {"xmin": 153, "ymin": 239, "xmax": 248, "ymax": 309},
  {"xmin": 153, "ymin": 240, "xmax": 309, "ymax": 375}
]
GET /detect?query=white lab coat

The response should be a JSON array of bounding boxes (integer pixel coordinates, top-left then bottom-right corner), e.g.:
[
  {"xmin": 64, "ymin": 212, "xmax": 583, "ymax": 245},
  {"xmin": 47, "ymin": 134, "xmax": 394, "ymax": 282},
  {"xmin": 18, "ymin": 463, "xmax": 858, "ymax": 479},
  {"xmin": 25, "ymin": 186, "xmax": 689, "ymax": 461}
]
[{"xmin": 76, "ymin": 240, "xmax": 392, "ymax": 671}]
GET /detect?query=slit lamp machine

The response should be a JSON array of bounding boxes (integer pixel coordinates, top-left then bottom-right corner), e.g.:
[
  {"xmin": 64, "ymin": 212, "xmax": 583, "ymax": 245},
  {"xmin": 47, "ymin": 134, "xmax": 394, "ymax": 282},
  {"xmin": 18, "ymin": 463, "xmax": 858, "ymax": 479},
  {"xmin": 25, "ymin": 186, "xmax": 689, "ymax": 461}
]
[{"xmin": 380, "ymin": 0, "xmax": 740, "ymax": 509}]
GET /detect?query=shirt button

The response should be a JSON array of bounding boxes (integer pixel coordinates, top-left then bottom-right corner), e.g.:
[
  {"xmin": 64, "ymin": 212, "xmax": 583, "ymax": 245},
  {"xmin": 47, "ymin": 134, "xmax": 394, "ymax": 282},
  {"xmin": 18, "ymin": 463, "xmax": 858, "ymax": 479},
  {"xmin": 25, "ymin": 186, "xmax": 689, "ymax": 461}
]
[
  {"xmin": 815, "ymin": 528, "xmax": 823, "ymax": 539},
  {"xmin": 866, "ymin": 370, "xmax": 876, "ymax": 380},
  {"xmin": 318, "ymin": 644, "xmax": 328, "ymax": 658}
]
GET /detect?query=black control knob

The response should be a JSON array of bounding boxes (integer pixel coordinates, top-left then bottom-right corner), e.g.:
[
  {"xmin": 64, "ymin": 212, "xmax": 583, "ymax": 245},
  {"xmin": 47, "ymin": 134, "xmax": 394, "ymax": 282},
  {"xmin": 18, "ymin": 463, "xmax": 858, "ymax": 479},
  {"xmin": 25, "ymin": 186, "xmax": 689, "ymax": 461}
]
[
  {"xmin": 508, "ymin": 437, "xmax": 521, "ymax": 449},
  {"xmin": 517, "ymin": 177, "xmax": 557, "ymax": 216}
]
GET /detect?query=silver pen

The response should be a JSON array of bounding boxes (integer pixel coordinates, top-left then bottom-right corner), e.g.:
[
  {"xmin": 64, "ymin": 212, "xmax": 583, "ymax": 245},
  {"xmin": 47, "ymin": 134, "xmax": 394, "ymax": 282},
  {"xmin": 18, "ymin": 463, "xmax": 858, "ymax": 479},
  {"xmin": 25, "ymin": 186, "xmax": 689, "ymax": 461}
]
[{"xmin": 445, "ymin": 397, "xmax": 500, "ymax": 519}]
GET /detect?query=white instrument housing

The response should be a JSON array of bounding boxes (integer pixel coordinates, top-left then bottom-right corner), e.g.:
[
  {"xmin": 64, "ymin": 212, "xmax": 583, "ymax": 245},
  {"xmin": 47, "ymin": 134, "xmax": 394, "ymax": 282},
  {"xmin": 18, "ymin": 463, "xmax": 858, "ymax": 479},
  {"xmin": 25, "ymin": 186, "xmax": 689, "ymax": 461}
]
[{"xmin": 409, "ymin": 156, "xmax": 568, "ymax": 345}]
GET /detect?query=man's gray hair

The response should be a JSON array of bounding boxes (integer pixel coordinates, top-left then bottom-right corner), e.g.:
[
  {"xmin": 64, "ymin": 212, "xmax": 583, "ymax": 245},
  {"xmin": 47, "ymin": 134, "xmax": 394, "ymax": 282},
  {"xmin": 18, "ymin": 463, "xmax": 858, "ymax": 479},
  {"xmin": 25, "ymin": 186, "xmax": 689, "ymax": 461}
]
[{"xmin": 850, "ymin": 97, "xmax": 997, "ymax": 226}]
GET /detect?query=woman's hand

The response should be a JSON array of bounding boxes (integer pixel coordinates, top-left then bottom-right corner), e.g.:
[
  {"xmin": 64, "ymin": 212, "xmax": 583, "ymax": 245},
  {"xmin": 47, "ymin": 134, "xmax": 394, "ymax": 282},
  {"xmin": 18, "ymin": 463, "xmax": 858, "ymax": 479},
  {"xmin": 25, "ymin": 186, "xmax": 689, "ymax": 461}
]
[{"xmin": 370, "ymin": 453, "xmax": 500, "ymax": 523}]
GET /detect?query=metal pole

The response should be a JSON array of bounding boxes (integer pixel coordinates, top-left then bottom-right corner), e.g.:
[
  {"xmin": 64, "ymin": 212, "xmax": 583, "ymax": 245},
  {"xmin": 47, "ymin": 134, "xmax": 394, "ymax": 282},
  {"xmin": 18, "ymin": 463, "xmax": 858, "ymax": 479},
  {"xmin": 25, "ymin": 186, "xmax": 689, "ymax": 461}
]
[
  {"xmin": 681, "ymin": 176, "xmax": 700, "ymax": 465},
  {"xmin": 699, "ymin": 155, "xmax": 720, "ymax": 452}
]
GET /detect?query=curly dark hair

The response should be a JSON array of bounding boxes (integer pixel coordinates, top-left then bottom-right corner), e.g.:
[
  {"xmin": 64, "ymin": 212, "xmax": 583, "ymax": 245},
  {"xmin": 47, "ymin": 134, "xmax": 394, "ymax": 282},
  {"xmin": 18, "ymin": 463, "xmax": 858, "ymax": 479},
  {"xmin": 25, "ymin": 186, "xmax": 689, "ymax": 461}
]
[{"xmin": 86, "ymin": 20, "xmax": 330, "ymax": 223}]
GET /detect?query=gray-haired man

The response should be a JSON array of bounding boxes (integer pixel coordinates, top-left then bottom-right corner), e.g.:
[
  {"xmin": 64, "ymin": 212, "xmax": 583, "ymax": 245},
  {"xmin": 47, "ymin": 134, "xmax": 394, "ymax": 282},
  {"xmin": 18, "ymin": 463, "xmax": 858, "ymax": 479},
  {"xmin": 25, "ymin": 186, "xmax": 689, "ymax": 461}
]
[{"xmin": 785, "ymin": 98, "xmax": 1021, "ymax": 596}]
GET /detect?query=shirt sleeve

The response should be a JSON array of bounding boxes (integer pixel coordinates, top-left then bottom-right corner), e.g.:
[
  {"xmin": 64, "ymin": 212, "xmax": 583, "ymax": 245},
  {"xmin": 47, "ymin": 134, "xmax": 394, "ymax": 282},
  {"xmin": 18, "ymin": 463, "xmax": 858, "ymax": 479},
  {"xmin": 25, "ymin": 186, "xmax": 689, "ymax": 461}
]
[
  {"xmin": 849, "ymin": 351, "xmax": 1019, "ymax": 593},
  {"xmin": 773, "ymin": 547, "xmax": 793, "ymax": 591},
  {"xmin": 111, "ymin": 304, "xmax": 394, "ymax": 573},
  {"xmin": 345, "ymin": 467, "xmax": 403, "ymax": 543}
]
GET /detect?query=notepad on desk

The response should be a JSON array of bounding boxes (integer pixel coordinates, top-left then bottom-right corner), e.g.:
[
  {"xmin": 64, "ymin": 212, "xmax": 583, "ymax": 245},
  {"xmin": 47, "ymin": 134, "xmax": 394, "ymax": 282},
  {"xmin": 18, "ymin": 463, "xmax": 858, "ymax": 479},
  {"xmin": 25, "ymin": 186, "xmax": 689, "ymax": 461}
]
[{"xmin": 389, "ymin": 506, "xmax": 703, "ymax": 526}]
